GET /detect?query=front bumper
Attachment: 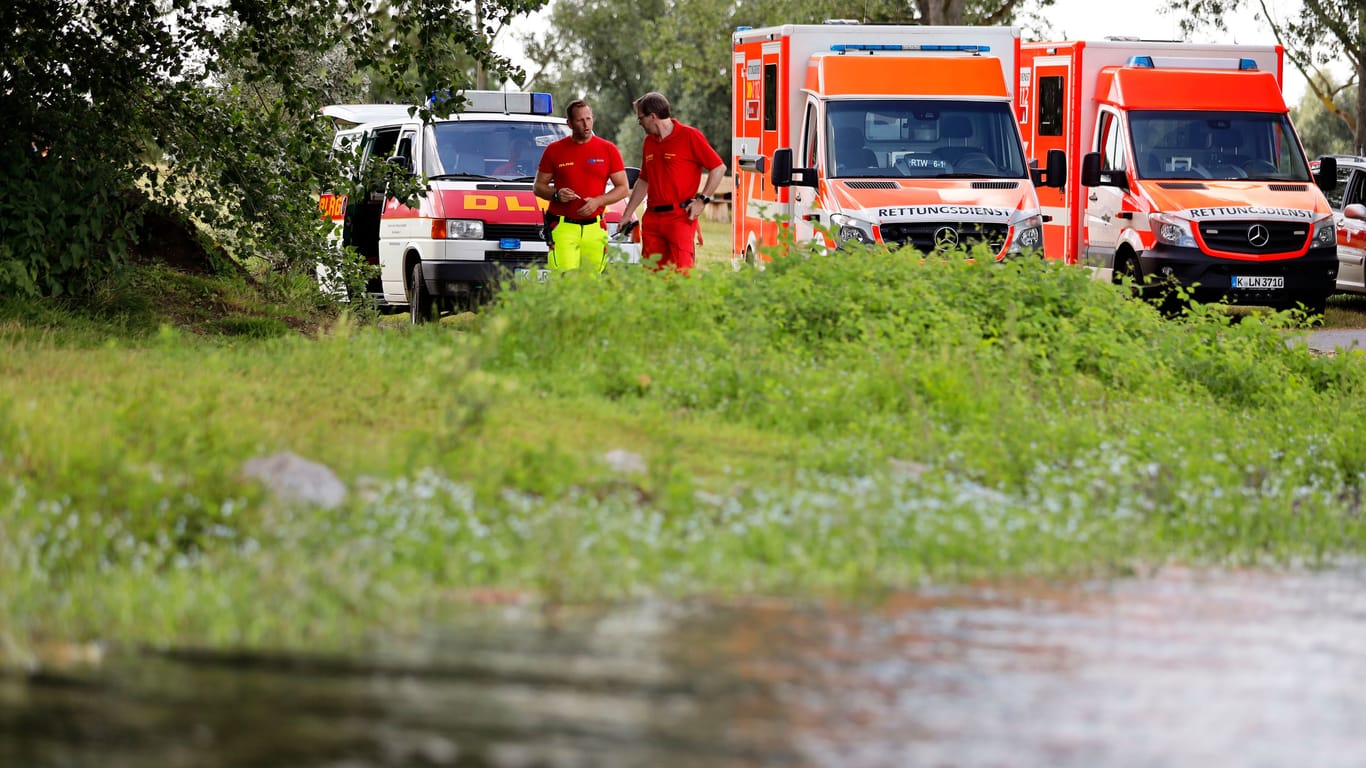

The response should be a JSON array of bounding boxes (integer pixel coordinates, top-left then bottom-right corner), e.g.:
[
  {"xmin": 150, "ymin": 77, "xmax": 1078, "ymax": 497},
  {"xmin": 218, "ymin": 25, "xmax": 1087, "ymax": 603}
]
[{"xmin": 1136, "ymin": 244, "xmax": 1338, "ymax": 308}]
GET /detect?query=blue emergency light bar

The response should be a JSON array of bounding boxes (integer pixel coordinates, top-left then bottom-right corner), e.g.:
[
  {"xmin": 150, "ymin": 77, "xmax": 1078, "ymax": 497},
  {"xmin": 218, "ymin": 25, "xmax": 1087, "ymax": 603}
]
[
  {"xmin": 830, "ymin": 43, "xmax": 990, "ymax": 52},
  {"xmin": 1126, "ymin": 55, "xmax": 1259, "ymax": 71},
  {"xmin": 531, "ymin": 92, "xmax": 554, "ymax": 114},
  {"xmin": 426, "ymin": 90, "xmax": 555, "ymax": 115}
]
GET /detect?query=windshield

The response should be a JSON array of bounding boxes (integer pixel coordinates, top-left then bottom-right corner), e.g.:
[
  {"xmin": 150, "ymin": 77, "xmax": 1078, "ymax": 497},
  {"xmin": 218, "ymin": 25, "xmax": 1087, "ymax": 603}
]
[
  {"xmin": 825, "ymin": 99, "xmax": 1028, "ymax": 180},
  {"xmin": 1129, "ymin": 111, "xmax": 1311, "ymax": 182},
  {"xmin": 428, "ymin": 120, "xmax": 569, "ymax": 180}
]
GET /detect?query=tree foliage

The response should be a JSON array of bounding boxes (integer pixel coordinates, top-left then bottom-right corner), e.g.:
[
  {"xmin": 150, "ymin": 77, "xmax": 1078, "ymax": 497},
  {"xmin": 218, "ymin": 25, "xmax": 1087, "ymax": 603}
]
[
  {"xmin": 1, "ymin": 0, "xmax": 540, "ymax": 297},
  {"xmin": 521, "ymin": 0, "xmax": 1052, "ymax": 166},
  {"xmin": 1166, "ymin": 0, "xmax": 1364, "ymax": 154},
  {"xmin": 1293, "ymin": 75, "xmax": 1358, "ymax": 158}
]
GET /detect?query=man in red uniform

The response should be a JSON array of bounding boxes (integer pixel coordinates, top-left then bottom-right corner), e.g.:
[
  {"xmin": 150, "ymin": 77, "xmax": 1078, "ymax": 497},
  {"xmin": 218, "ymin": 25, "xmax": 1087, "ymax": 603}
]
[
  {"xmin": 533, "ymin": 99, "xmax": 631, "ymax": 273},
  {"xmin": 619, "ymin": 92, "xmax": 726, "ymax": 273}
]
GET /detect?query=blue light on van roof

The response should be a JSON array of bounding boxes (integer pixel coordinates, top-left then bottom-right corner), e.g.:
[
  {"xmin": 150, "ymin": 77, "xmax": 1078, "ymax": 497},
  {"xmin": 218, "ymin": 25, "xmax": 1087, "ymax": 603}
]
[
  {"xmin": 531, "ymin": 92, "xmax": 554, "ymax": 115},
  {"xmin": 830, "ymin": 43, "xmax": 990, "ymax": 53},
  {"xmin": 1127, "ymin": 55, "xmax": 1155, "ymax": 67},
  {"xmin": 1238, "ymin": 58, "xmax": 1258, "ymax": 70}
]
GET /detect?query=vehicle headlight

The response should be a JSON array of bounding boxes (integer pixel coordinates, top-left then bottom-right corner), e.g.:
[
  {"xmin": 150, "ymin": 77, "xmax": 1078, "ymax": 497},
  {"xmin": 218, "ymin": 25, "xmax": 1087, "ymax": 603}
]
[
  {"xmin": 437, "ymin": 219, "xmax": 484, "ymax": 240},
  {"xmin": 1007, "ymin": 209, "xmax": 1044, "ymax": 255},
  {"xmin": 1311, "ymin": 214, "xmax": 1336, "ymax": 247},
  {"xmin": 1149, "ymin": 212, "xmax": 1197, "ymax": 248},
  {"xmin": 829, "ymin": 213, "xmax": 875, "ymax": 246}
]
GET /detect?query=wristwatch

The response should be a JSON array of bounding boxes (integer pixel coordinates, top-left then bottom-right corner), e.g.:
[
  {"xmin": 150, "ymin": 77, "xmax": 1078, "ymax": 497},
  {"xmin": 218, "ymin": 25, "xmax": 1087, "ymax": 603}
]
[
  {"xmin": 696, "ymin": 195, "xmax": 711, "ymax": 205},
  {"xmin": 554, "ymin": 188, "xmax": 564, "ymax": 202}
]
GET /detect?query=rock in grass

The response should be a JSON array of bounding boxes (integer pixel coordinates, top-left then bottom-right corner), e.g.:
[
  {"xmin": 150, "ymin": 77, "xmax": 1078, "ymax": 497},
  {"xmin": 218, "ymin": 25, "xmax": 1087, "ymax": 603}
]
[{"xmin": 242, "ymin": 451, "xmax": 347, "ymax": 510}]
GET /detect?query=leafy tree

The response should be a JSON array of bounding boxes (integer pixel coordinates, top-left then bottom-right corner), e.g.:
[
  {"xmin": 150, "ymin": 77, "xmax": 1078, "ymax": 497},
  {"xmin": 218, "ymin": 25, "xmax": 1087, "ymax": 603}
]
[
  {"xmin": 1293, "ymin": 75, "xmax": 1358, "ymax": 158},
  {"xmin": 1, "ymin": 0, "xmax": 540, "ymax": 297},
  {"xmin": 1166, "ymin": 0, "xmax": 1363, "ymax": 154},
  {"xmin": 520, "ymin": 0, "xmax": 1052, "ymax": 166}
]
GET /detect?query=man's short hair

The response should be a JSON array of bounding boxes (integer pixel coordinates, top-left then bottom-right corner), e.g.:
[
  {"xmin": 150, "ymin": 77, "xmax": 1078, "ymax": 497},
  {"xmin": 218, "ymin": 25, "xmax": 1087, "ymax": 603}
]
[
  {"xmin": 565, "ymin": 99, "xmax": 590, "ymax": 120},
  {"xmin": 633, "ymin": 92, "xmax": 671, "ymax": 120}
]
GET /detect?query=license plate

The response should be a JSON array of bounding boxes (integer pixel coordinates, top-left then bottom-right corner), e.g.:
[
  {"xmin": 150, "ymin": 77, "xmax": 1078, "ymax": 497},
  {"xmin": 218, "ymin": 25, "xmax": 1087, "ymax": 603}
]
[
  {"xmin": 514, "ymin": 268, "xmax": 551, "ymax": 282},
  {"xmin": 1231, "ymin": 275, "xmax": 1284, "ymax": 290}
]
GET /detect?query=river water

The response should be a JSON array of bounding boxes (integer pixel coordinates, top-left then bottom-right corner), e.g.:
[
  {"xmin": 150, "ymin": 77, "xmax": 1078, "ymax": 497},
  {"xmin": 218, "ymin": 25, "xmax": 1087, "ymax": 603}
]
[{"xmin": 3, "ymin": 563, "xmax": 1365, "ymax": 767}]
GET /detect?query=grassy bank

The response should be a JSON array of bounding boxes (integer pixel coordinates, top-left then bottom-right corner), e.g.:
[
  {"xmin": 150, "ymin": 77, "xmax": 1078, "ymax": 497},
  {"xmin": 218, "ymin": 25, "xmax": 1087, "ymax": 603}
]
[{"xmin": 3, "ymin": 236, "xmax": 1366, "ymax": 664}]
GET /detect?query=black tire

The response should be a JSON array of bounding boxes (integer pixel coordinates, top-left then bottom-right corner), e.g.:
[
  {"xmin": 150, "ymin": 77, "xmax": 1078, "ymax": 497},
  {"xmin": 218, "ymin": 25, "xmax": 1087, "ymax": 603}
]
[
  {"xmin": 1113, "ymin": 250, "xmax": 1143, "ymax": 292},
  {"xmin": 409, "ymin": 261, "xmax": 434, "ymax": 324}
]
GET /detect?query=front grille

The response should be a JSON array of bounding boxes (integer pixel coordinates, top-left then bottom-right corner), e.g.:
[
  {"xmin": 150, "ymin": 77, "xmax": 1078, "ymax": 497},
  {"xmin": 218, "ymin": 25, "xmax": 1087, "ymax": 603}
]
[
  {"xmin": 1198, "ymin": 220, "xmax": 1308, "ymax": 255},
  {"xmin": 484, "ymin": 223, "xmax": 545, "ymax": 241},
  {"xmin": 880, "ymin": 221, "xmax": 1009, "ymax": 253}
]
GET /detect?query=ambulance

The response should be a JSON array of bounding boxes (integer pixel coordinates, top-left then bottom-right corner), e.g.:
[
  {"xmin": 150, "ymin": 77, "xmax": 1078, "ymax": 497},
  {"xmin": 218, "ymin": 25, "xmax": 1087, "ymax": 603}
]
[
  {"xmin": 1018, "ymin": 39, "xmax": 1338, "ymax": 313},
  {"xmin": 731, "ymin": 23, "xmax": 1065, "ymax": 264},
  {"xmin": 318, "ymin": 91, "xmax": 639, "ymax": 322}
]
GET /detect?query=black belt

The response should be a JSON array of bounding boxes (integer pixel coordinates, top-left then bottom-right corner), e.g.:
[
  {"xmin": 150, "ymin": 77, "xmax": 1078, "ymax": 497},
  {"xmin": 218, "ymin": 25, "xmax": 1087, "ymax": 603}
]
[
  {"xmin": 649, "ymin": 200, "xmax": 694, "ymax": 213},
  {"xmin": 559, "ymin": 215, "xmax": 600, "ymax": 225}
]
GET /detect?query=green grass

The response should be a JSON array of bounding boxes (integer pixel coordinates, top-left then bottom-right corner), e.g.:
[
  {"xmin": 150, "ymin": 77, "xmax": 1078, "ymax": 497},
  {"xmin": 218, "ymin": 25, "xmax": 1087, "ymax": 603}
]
[{"xmin": 4, "ymin": 236, "xmax": 1366, "ymax": 666}]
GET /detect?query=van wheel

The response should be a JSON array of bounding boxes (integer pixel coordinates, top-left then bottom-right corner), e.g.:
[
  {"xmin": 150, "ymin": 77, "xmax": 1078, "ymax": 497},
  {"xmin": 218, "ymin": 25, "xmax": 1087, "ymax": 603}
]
[{"xmin": 409, "ymin": 262, "xmax": 435, "ymax": 324}]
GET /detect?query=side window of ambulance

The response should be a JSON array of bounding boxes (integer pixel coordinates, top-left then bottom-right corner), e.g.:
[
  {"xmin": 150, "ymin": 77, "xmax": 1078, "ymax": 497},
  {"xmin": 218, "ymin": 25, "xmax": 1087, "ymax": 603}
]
[
  {"xmin": 763, "ymin": 63, "xmax": 778, "ymax": 132},
  {"xmin": 394, "ymin": 131, "xmax": 417, "ymax": 172},
  {"xmin": 366, "ymin": 127, "xmax": 401, "ymax": 170},
  {"xmin": 1348, "ymin": 170, "xmax": 1366, "ymax": 208},
  {"xmin": 1098, "ymin": 111, "xmax": 1125, "ymax": 172},
  {"xmin": 1037, "ymin": 76, "xmax": 1063, "ymax": 137},
  {"xmin": 802, "ymin": 102, "xmax": 819, "ymax": 169}
]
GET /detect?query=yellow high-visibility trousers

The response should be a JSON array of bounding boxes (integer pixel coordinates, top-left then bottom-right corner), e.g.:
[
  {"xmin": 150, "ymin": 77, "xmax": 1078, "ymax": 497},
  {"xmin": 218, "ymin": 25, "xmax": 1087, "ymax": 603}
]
[{"xmin": 547, "ymin": 217, "xmax": 608, "ymax": 273}]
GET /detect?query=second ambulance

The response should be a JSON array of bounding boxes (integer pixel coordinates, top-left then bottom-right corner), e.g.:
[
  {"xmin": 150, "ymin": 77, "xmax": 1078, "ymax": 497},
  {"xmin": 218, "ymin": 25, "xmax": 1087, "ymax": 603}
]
[
  {"xmin": 732, "ymin": 23, "xmax": 1065, "ymax": 264},
  {"xmin": 1018, "ymin": 39, "xmax": 1338, "ymax": 313}
]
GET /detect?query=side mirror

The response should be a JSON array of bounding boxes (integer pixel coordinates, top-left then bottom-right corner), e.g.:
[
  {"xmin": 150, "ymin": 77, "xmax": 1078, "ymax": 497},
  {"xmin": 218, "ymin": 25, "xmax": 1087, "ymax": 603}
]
[
  {"xmin": 1080, "ymin": 152, "xmax": 1126, "ymax": 189},
  {"xmin": 1346, "ymin": 203, "xmax": 1366, "ymax": 221},
  {"xmin": 1315, "ymin": 156, "xmax": 1337, "ymax": 193},
  {"xmin": 1031, "ymin": 148, "xmax": 1068, "ymax": 189},
  {"xmin": 771, "ymin": 147, "xmax": 817, "ymax": 189},
  {"xmin": 625, "ymin": 166, "xmax": 640, "ymax": 188},
  {"xmin": 1080, "ymin": 153, "xmax": 1102, "ymax": 187},
  {"xmin": 771, "ymin": 148, "xmax": 794, "ymax": 187}
]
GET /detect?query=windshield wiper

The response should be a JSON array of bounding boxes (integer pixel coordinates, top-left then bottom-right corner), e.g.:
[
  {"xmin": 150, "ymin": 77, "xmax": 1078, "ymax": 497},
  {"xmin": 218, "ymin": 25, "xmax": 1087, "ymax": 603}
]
[{"xmin": 428, "ymin": 172, "xmax": 498, "ymax": 181}]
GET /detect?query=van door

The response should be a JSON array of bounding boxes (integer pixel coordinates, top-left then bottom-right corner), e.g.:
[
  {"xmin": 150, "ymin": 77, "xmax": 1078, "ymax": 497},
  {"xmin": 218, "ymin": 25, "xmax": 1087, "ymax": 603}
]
[
  {"xmin": 1336, "ymin": 164, "xmax": 1366, "ymax": 292},
  {"xmin": 378, "ymin": 127, "xmax": 421, "ymax": 295},
  {"xmin": 1085, "ymin": 108, "xmax": 1128, "ymax": 271},
  {"xmin": 1029, "ymin": 57, "xmax": 1074, "ymax": 262},
  {"xmin": 795, "ymin": 97, "xmax": 820, "ymax": 244}
]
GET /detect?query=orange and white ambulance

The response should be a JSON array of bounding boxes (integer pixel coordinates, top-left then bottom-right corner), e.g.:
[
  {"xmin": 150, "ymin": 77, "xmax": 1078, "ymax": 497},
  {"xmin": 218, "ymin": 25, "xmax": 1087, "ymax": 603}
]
[
  {"xmin": 319, "ymin": 91, "xmax": 639, "ymax": 322},
  {"xmin": 1018, "ymin": 39, "xmax": 1338, "ymax": 312},
  {"xmin": 731, "ymin": 23, "xmax": 1065, "ymax": 264}
]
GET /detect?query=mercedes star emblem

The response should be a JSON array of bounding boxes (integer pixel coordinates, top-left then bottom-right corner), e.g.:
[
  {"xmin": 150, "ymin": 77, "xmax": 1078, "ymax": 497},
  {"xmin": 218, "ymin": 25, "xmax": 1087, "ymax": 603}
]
[
  {"xmin": 934, "ymin": 226, "xmax": 959, "ymax": 250},
  {"xmin": 1247, "ymin": 224, "xmax": 1271, "ymax": 248}
]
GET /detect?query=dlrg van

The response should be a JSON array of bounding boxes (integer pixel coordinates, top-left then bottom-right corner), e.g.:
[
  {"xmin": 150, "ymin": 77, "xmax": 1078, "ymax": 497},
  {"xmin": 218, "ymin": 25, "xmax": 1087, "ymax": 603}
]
[
  {"xmin": 1018, "ymin": 39, "xmax": 1338, "ymax": 313},
  {"xmin": 319, "ymin": 91, "xmax": 639, "ymax": 322}
]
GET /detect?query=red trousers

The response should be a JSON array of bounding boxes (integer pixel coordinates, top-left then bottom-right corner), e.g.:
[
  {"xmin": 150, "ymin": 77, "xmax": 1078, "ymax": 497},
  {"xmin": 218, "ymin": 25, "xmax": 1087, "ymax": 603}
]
[{"xmin": 641, "ymin": 210, "xmax": 698, "ymax": 273}]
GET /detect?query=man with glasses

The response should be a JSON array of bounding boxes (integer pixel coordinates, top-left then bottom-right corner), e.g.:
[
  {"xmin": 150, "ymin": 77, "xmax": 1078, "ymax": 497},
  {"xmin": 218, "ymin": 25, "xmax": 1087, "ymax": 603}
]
[
  {"xmin": 533, "ymin": 99, "xmax": 630, "ymax": 273},
  {"xmin": 619, "ymin": 91, "xmax": 725, "ymax": 273}
]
